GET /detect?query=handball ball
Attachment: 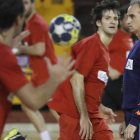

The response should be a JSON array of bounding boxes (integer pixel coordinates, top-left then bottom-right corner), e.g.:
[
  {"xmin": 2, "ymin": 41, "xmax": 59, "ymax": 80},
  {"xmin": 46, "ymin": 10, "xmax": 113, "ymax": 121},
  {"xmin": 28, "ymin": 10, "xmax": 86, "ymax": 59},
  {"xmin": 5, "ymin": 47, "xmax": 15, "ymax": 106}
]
[{"xmin": 49, "ymin": 14, "xmax": 81, "ymax": 46}]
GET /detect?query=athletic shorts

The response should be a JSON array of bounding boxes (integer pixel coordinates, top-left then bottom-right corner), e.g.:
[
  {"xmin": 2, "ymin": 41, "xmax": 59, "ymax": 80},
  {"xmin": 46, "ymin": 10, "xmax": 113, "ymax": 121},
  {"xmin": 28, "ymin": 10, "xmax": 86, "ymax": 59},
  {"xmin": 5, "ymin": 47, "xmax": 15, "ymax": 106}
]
[{"xmin": 58, "ymin": 114, "xmax": 115, "ymax": 140}]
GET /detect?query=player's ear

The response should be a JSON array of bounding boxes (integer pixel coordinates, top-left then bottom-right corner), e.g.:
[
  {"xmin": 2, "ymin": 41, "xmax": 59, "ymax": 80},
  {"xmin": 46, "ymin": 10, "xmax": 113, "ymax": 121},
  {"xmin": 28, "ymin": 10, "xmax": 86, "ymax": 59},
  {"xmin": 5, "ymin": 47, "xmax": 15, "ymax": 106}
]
[
  {"xmin": 96, "ymin": 20, "xmax": 101, "ymax": 27},
  {"xmin": 15, "ymin": 15, "xmax": 21, "ymax": 26}
]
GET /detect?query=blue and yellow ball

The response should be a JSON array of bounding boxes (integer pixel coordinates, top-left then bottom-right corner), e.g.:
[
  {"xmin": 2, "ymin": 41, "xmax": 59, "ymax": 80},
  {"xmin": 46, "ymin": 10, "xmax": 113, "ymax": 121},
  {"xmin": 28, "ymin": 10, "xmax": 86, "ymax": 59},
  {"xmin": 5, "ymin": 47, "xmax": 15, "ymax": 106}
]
[{"xmin": 49, "ymin": 14, "xmax": 81, "ymax": 46}]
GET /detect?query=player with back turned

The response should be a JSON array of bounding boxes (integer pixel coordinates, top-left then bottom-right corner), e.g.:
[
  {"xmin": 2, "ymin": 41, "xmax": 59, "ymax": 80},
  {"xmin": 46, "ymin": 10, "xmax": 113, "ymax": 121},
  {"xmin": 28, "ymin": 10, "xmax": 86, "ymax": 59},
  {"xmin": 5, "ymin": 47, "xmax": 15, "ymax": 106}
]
[{"xmin": 48, "ymin": 0, "xmax": 120, "ymax": 140}]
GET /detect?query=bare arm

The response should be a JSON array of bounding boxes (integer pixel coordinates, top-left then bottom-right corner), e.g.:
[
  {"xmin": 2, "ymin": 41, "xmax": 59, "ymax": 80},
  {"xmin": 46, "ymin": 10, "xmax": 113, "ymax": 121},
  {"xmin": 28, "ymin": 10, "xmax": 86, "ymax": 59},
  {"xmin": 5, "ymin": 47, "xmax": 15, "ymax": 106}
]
[
  {"xmin": 15, "ymin": 54, "xmax": 75, "ymax": 111},
  {"xmin": 11, "ymin": 30, "xmax": 45, "ymax": 56},
  {"xmin": 99, "ymin": 104, "xmax": 117, "ymax": 125},
  {"xmin": 70, "ymin": 71, "xmax": 88, "ymax": 117},
  {"xmin": 109, "ymin": 66, "xmax": 121, "ymax": 80},
  {"xmin": 15, "ymin": 77, "xmax": 59, "ymax": 111},
  {"xmin": 70, "ymin": 71, "xmax": 93, "ymax": 140},
  {"xmin": 18, "ymin": 42, "xmax": 46, "ymax": 56}
]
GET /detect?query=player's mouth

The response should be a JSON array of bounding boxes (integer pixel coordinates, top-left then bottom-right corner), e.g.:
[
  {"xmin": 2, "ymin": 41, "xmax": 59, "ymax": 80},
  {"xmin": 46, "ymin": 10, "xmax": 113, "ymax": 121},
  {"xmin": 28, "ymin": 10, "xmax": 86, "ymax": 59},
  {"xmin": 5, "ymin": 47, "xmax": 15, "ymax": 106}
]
[{"xmin": 109, "ymin": 26, "xmax": 115, "ymax": 29}]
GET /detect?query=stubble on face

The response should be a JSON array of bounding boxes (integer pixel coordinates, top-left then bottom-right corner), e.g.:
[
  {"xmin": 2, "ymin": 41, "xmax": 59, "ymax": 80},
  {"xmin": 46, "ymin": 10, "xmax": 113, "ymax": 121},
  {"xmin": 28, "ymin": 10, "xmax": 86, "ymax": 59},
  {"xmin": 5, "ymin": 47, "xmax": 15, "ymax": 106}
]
[
  {"xmin": 25, "ymin": 7, "xmax": 32, "ymax": 18},
  {"xmin": 23, "ymin": 0, "xmax": 33, "ymax": 18},
  {"xmin": 101, "ymin": 10, "xmax": 119, "ymax": 36}
]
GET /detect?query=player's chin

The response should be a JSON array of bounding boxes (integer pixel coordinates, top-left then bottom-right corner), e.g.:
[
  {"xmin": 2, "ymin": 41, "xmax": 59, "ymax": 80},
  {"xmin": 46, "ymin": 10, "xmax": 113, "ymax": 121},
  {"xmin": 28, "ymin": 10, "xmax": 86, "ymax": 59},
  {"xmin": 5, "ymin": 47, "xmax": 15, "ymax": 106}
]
[
  {"xmin": 129, "ymin": 29, "xmax": 135, "ymax": 33},
  {"xmin": 108, "ymin": 31, "xmax": 117, "ymax": 35},
  {"xmin": 107, "ymin": 29, "xmax": 117, "ymax": 35}
]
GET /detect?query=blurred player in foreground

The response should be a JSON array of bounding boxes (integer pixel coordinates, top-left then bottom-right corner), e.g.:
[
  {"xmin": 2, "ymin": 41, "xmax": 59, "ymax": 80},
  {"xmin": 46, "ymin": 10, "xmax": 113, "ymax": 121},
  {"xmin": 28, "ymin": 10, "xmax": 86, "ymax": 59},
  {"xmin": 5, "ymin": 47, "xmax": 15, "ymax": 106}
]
[
  {"xmin": 12, "ymin": 0, "xmax": 58, "ymax": 139},
  {"xmin": 48, "ymin": 0, "xmax": 120, "ymax": 140},
  {"xmin": 119, "ymin": 0, "xmax": 140, "ymax": 139},
  {"xmin": 0, "ymin": 0, "xmax": 75, "ymax": 138},
  {"xmin": 102, "ymin": 4, "xmax": 133, "ymax": 111}
]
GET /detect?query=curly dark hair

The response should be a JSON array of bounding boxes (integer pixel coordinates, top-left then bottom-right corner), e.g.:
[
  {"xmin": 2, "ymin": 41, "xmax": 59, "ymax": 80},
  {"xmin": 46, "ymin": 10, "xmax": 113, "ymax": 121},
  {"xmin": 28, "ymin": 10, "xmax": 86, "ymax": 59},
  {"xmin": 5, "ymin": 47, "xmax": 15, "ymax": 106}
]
[{"xmin": 91, "ymin": 0, "xmax": 120, "ymax": 32}]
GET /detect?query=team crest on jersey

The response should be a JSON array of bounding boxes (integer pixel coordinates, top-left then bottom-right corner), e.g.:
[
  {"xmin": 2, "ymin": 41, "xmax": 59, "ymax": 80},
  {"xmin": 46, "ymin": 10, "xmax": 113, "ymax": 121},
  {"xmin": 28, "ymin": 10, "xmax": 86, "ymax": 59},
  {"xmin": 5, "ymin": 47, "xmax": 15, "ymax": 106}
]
[
  {"xmin": 97, "ymin": 70, "xmax": 108, "ymax": 85},
  {"xmin": 125, "ymin": 59, "xmax": 133, "ymax": 70}
]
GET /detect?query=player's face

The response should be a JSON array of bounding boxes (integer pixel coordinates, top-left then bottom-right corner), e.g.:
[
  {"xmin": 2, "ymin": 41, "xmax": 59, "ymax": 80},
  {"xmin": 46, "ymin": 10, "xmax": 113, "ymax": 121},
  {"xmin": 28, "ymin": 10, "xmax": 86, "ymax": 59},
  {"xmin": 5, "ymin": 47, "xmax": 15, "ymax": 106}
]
[
  {"xmin": 126, "ymin": 4, "xmax": 140, "ymax": 34},
  {"xmin": 100, "ymin": 10, "xmax": 118, "ymax": 35},
  {"xmin": 23, "ymin": 0, "xmax": 33, "ymax": 18},
  {"xmin": 120, "ymin": 13, "xmax": 130, "ymax": 33}
]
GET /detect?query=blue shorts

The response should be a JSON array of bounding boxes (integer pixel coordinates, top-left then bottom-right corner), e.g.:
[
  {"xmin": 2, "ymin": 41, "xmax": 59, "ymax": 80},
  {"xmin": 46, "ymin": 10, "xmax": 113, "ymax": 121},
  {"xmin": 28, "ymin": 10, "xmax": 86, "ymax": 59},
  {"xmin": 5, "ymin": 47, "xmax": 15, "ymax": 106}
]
[{"xmin": 125, "ymin": 110, "xmax": 140, "ymax": 140}]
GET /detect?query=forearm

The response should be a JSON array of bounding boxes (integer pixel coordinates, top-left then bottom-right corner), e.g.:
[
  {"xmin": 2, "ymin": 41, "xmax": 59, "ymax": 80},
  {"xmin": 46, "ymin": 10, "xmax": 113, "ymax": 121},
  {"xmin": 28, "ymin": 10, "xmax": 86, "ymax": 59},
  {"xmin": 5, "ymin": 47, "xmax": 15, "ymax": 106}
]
[
  {"xmin": 20, "ymin": 45, "xmax": 43, "ymax": 56},
  {"xmin": 16, "ymin": 77, "xmax": 59, "ymax": 111},
  {"xmin": 18, "ymin": 42, "xmax": 45, "ymax": 56},
  {"xmin": 70, "ymin": 75, "xmax": 88, "ymax": 118},
  {"xmin": 35, "ymin": 77, "xmax": 59, "ymax": 108},
  {"xmin": 130, "ymin": 102, "xmax": 140, "ymax": 127}
]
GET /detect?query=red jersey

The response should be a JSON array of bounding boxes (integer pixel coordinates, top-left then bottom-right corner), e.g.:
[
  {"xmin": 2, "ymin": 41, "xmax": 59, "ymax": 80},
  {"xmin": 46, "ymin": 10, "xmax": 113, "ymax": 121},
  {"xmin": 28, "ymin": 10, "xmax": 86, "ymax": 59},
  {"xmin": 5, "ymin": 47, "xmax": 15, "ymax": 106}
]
[
  {"xmin": 24, "ymin": 13, "xmax": 57, "ymax": 87},
  {"xmin": 109, "ymin": 29, "xmax": 133, "ymax": 75},
  {"xmin": 48, "ymin": 33, "xmax": 110, "ymax": 119},
  {"xmin": 0, "ymin": 42, "xmax": 29, "ymax": 101}
]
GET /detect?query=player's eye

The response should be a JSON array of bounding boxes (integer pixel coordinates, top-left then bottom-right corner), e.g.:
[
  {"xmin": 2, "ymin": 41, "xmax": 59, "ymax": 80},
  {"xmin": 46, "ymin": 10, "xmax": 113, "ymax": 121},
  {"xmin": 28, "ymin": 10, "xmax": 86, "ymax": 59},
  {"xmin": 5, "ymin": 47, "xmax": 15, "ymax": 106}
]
[{"xmin": 130, "ymin": 15, "xmax": 134, "ymax": 19}]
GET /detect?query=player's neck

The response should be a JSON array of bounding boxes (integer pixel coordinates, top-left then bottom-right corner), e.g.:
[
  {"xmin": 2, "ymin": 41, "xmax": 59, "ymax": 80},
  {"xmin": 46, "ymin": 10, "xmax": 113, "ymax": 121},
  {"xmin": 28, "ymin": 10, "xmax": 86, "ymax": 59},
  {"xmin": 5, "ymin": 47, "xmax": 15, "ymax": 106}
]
[
  {"xmin": 97, "ymin": 30, "xmax": 113, "ymax": 48},
  {"xmin": 0, "ymin": 27, "xmax": 15, "ymax": 47},
  {"xmin": 25, "ymin": 10, "xmax": 36, "ymax": 23}
]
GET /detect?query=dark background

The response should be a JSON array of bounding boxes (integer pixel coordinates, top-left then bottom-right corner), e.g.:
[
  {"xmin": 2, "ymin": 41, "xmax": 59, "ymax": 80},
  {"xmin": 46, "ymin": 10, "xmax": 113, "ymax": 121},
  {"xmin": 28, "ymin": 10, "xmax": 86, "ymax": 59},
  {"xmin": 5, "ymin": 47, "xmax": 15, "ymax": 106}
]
[{"xmin": 73, "ymin": 0, "xmax": 130, "ymax": 37}]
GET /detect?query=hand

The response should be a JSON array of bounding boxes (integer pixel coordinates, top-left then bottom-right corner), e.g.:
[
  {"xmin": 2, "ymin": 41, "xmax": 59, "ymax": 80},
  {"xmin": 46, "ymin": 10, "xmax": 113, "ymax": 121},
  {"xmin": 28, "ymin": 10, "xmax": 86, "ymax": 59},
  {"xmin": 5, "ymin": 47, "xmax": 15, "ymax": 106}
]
[
  {"xmin": 119, "ymin": 121, "xmax": 126, "ymax": 139},
  {"xmin": 99, "ymin": 104, "xmax": 117, "ymax": 125},
  {"xmin": 79, "ymin": 116, "xmax": 93, "ymax": 140},
  {"xmin": 124, "ymin": 124, "xmax": 137, "ymax": 139},
  {"xmin": 11, "ymin": 30, "xmax": 30, "ymax": 55},
  {"xmin": 109, "ymin": 66, "xmax": 121, "ymax": 80},
  {"xmin": 44, "ymin": 53, "xmax": 76, "ymax": 84},
  {"xmin": 11, "ymin": 30, "xmax": 30, "ymax": 48}
]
